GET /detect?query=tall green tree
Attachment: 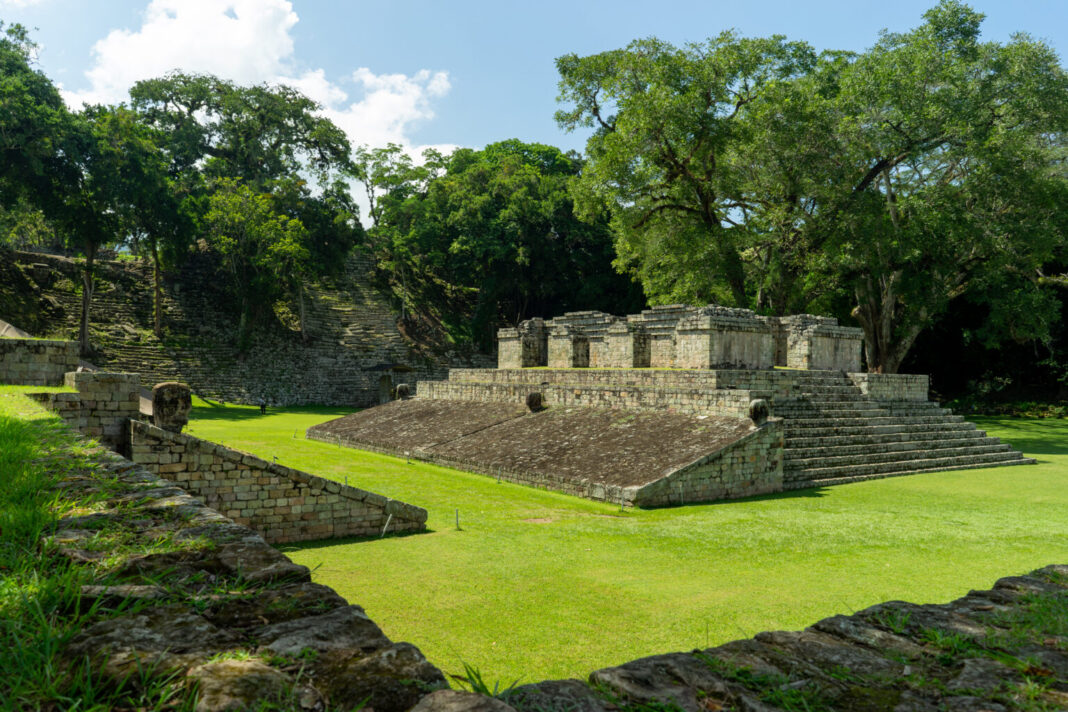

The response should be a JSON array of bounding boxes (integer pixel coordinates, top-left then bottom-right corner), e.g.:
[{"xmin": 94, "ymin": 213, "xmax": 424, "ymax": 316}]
[
  {"xmin": 0, "ymin": 23, "xmax": 74, "ymax": 219},
  {"xmin": 57, "ymin": 106, "xmax": 182, "ymax": 355},
  {"xmin": 130, "ymin": 73, "xmax": 362, "ymax": 339},
  {"xmin": 556, "ymin": 0, "xmax": 1068, "ymax": 372},
  {"xmin": 202, "ymin": 179, "xmax": 310, "ymax": 344}
]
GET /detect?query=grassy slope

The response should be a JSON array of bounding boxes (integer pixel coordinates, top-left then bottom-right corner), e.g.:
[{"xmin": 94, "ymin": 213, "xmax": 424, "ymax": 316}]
[{"xmin": 185, "ymin": 400, "xmax": 1068, "ymax": 686}]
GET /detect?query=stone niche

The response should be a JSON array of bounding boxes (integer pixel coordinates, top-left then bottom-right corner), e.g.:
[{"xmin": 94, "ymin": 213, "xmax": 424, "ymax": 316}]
[
  {"xmin": 545, "ymin": 311, "xmax": 618, "ymax": 368},
  {"xmin": 674, "ymin": 307, "xmax": 775, "ymax": 370},
  {"xmin": 497, "ymin": 318, "xmax": 548, "ymax": 368},
  {"xmin": 602, "ymin": 321, "xmax": 650, "ymax": 368},
  {"xmin": 547, "ymin": 325, "xmax": 590, "ymax": 368}
]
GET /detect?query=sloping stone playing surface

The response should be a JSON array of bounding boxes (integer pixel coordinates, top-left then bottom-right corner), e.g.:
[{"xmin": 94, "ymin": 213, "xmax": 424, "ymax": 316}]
[
  {"xmin": 309, "ymin": 399, "xmax": 529, "ymax": 451},
  {"xmin": 307, "ymin": 399, "xmax": 761, "ymax": 497}
]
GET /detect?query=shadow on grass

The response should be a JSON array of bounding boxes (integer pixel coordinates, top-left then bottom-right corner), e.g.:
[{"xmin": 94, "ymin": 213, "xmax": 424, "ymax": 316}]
[
  {"xmin": 190, "ymin": 403, "xmax": 354, "ymax": 423},
  {"xmin": 969, "ymin": 416, "xmax": 1068, "ymax": 456},
  {"xmin": 279, "ymin": 527, "xmax": 431, "ymax": 553}
]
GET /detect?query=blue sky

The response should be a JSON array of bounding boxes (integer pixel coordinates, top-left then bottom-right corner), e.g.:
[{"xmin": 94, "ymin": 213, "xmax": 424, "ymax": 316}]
[{"xmin": 2, "ymin": 0, "xmax": 1065, "ymax": 156}]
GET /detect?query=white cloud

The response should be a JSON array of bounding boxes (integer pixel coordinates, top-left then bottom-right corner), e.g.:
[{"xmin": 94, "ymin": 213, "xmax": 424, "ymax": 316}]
[
  {"xmin": 63, "ymin": 0, "xmax": 453, "ymax": 161},
  {"xmin": 64, "ymin": 0, "xmax": 298, "ymax": 107}
]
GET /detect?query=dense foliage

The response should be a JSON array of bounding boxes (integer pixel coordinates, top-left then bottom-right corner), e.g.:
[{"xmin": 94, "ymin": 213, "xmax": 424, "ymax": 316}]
[
  {"xmin": 355, "ymin": 140, "xmax": 644, "ymax": 348},
  {"xmin": 557, "ymin": 1, "xmax": 1068, "ymax": 373}
]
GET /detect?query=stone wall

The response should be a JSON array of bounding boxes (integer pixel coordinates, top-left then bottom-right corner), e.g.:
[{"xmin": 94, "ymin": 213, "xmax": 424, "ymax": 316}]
[
  {"xmin": 849, "ymin": 373, "xmax": 930, "ymax": 401},
  {"xmin": 419, "ymin": 379, "xmax": 755, "ymax": 418},
  {"xmin": 446, "ymin": 368, "xmax": 936, "ymax": 403},
  {"xmin": 29, "ymin": 371, "xmax": 140, "ymax": 452},
  {"xmin": 128, "ymin": 420, "xmax": 427, "ymax": 544},
  {"xmin": 0, "ymin": 337, "xmax": 78, "ymax": 385},
  {"xmin": 787, "ymin": 324, "xmax": 863, "ymax": 371},
  {"xmin": 497, "ymin": 318, "xmax": 548, "ymax": 368},
  {"xmin": 631, "ymin": 421, "xmax": 783, "ymax": 507},
  {"xmin": 675, "ymin": 309, "xmax": 775, "ymax": 370}
]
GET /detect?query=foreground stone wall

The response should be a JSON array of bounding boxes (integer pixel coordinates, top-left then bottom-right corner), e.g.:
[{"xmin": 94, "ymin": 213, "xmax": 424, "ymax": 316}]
[
  {"xmin": 29, "ymin": 371, "xmax": 140, "ymax": 451},
  {"xmin": 128, "ymin": 420, "xmax": 427, "ymax": 544},
  {"xmin": 45, "ymin": 440, "xmax": 445, "ymax": 712},
  {"xmin": 0, "ymin": 337, "xmax": 78, "ymax": 385}
]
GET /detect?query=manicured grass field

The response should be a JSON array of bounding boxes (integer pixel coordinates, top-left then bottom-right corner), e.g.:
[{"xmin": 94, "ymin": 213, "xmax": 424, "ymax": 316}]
[{"xmin": 185, "ymin": 399, "xmax": 1068, "ymax": 686}]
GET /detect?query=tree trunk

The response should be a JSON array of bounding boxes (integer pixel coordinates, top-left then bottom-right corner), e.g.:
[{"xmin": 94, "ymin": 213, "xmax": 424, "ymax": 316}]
[
  {"xmin": 152, "ymin": 242, "xmax": 162, "ymax": 338},
  {"xmin": 851, "ymin": 274, "xmax": 927, "ymax": 374},
  {"xmin": 298, "ymin": 281, "xmax": 308, "ymax": 343},
  {"xmin": 79, "ymin": 242, "xmax": 97, "ymax": 357}
]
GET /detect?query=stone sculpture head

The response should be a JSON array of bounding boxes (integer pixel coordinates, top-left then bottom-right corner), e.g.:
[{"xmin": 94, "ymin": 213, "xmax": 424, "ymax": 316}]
[
  {"xmin": 153, "ymin": 382, "xmax": 192, "ymax": 433},
  {"xmin": 748, "ymin": 398, "xmax": 770, "ymax": 427},
  {"xmin": 526, "ymin": 391, "xmax": 544, "ymax": 412}
]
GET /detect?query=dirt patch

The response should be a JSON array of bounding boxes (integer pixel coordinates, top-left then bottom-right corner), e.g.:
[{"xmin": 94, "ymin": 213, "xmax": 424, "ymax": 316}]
[{"xmin": 522, "ymin": 517, "xmax": 553, "ymax": 524}]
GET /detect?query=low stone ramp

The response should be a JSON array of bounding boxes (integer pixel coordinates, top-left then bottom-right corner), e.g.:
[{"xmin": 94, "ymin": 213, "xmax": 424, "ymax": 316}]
[
  {"xmin": 308, "ymin": 399, "xmax": 782, "ymax": 507},
  {"xmin": 308, "ymin": 398, "xmax": 530, "ymax": 452}
]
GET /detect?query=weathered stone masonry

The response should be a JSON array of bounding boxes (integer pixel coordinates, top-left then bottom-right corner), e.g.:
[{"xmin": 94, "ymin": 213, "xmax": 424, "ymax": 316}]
[
  {"xmin": 502, "ymin": 305, "xmax": 864, "ymax": 371},
  {"xmin": 128, "ymin": 420, "xmax": 427, "ymax": 544},
  {"xmin": 29, "ymin": 371, "xmax": 140, "ymax": 452},
  {"xmin": 0, "ymin": 337, "xmax": 78, "ymax": 385}
]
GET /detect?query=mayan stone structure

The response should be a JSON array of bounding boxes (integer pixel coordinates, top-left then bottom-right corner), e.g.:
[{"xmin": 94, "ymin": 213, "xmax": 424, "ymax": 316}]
[
  {"xmin": 499, "ymin": 305, "xmax": 864, "ymax": 371},
  {"xmin": 314, "ymin": 303, "xmax": 1034, "ymax": 507}
]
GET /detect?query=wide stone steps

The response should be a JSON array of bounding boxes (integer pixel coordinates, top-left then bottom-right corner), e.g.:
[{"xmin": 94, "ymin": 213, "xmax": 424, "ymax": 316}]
[
  {"xmin": 784, "ymin": 442, "xmax": 1014, "ymax": 470},
  {"xmin": 785, "ymin": 456, "xmax": 1037, "ymax": 490},
  {"xmin": 785, "ymin": 433, "xmax": 996, "ymax": 459},
  {"xmin": 784, "ymin": 450, "xmax": 1032, "ymax": 482},
  {"xmin": 784, "ymin": 413, "xmax": 967, "ymax": 430},
  {"xmin": 786, "ymin": 427, "xmax": 990, "ymax": 449},
  {"xmin": 775, "ymin": 405, "xmax": 950, "ymax": 418}
]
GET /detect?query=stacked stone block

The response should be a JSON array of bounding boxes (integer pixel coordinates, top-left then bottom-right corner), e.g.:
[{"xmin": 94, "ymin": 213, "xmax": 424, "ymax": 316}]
[
  {"xmin": 128, "ymin": 420, "xmax": 427, "ymax": 544},
  {"xmin": 30, "ymin": 371, "xmax": 140, "ymax": 452},
  {"xmin": 631, "ymin": 423, "xmax": 783, "ymax": 507},
  {"xmin": 603, "ymin": 321, "xmax": 650, "ymax": 368},
  {"xmin": 0, "ymin": 338, "xmax": 78, "ymax": 385},
  {"xmin": 497, "ymin": 318, "xmax": 548, "ymax": 368},
  {"xmin": 500, "ymin": 305, "xmax": 864, "ymax": 371},
  {"xmin": 547, "ymin": 325, "xmax": 589, "ymax": 368},
  {"xmin": 675, "ymin": 307, "xmax": 775, "ymax": 369}
]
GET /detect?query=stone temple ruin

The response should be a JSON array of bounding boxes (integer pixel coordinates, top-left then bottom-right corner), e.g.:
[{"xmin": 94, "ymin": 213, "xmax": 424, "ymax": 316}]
[{"xmin": 310, "ymin": 304, "xmax": 1035, "ymax": 507}]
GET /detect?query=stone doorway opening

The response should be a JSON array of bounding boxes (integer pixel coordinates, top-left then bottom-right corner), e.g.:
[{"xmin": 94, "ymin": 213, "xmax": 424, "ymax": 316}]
[{"xmin": 378, "ymin": 374, "xmax": 393, "ymax": 404}]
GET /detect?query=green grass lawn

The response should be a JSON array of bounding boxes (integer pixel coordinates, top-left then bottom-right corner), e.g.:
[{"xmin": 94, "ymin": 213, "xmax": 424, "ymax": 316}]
[{"xmin": 184, "ymin": 399, "xmax": 1068, "ymax": 686}]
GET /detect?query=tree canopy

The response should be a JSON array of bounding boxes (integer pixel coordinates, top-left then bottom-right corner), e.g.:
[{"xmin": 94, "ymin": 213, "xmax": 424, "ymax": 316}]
[
  {"xmin": 557, "ymin": 0, "xmax": 1068, "ymax": 372},
  {"xmin": 355, "ymin": 139, "xmax": 645, "ymax": 347}
]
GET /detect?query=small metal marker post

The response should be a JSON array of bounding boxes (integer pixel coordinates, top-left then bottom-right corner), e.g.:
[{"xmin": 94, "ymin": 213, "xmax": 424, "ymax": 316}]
[
  {"xmin": 381, "ymin": 513, "xmax": 393, "ymax": 538},
  {"xmin": 455, "ymin": 508, "xmax": 461, "ymax": 530}
]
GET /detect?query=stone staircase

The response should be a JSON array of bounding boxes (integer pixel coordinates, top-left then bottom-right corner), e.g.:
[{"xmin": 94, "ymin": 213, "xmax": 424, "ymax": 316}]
[{"xmin": 773, "ymin": 371, "xmax": 1034, "ymax": 489}]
